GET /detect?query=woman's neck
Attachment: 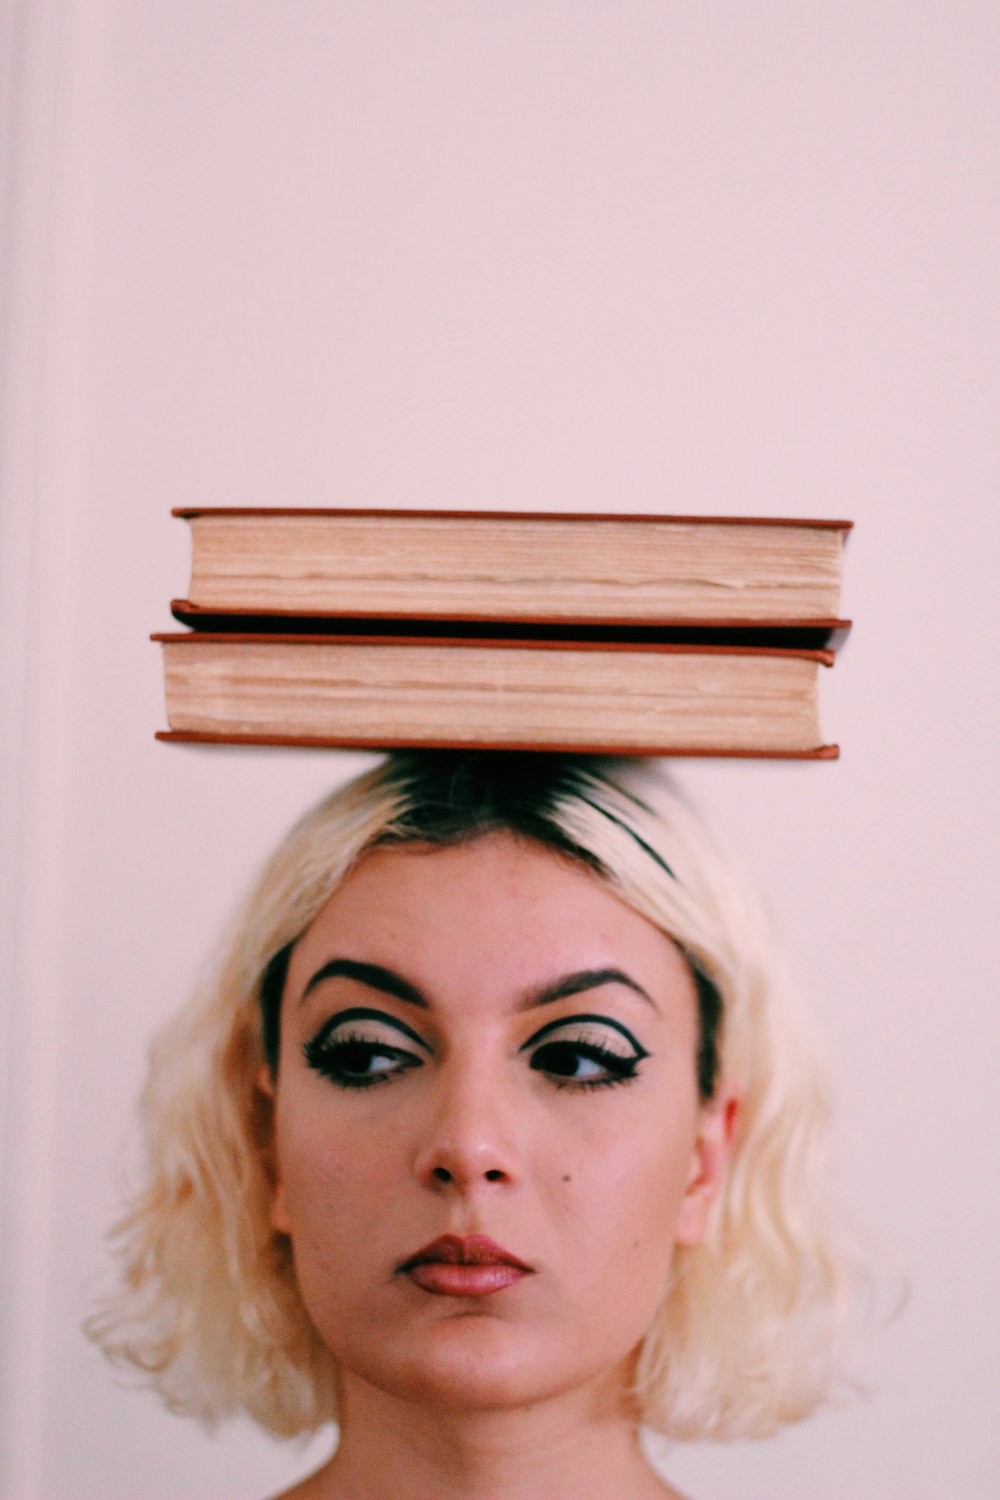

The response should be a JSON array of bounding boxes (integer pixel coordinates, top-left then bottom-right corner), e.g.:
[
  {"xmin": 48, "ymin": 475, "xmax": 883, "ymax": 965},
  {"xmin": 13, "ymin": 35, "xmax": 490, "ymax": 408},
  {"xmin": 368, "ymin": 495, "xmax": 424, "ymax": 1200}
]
[{"xmin": 282, "ymin": 1370, "xmax": 683, "ymax": 1500}]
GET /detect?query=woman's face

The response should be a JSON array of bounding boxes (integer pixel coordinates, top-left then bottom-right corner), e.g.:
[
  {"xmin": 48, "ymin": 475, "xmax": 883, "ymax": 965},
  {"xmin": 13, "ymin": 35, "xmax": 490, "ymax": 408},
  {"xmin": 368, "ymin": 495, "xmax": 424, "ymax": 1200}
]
[{"xmin": 267, "ymin": 833, "xmax": 733, "ymax": 1416}]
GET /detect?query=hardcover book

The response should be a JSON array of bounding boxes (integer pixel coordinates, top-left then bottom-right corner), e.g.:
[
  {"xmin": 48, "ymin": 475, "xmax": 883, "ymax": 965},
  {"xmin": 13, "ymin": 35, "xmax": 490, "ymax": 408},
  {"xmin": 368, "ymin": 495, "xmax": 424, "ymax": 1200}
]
[
  {"xmin": 155, "ymin": 632, "xmax": 838, "ymax": 758},
  {"xmin": 172, "ymin": 508, "xmax": 851, "ymax": 631}
]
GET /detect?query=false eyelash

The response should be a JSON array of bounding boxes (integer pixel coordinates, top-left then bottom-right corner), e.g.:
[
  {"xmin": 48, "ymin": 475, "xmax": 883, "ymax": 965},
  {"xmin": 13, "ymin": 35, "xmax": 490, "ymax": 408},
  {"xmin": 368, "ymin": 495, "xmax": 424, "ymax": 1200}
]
[
  {"xmin": 532, "ymin": 1023, "xmax": 643, "ymax": 1069},
  {"xmin": 530, "ymin": 1038, "xmax": 644, "ymax": 1091},
  {"xmin": 303, "ymin": 1029, "xmax": 419, "ymax": 1088},
  {"xmin": 303, "ymin": 1024, "xmax": 368, "ymax": 1063}
]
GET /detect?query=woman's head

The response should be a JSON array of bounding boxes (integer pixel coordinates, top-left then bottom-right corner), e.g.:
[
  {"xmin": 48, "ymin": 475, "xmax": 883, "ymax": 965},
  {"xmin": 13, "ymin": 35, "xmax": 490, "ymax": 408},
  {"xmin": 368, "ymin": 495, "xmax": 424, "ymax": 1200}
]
[
  {"xmin": 264, "ymin": 827, "xmax": 736, "ymax": 1424},
  {"xmin": 90, "ymin": 753, "xmax": 858, "ymax": 1441}
]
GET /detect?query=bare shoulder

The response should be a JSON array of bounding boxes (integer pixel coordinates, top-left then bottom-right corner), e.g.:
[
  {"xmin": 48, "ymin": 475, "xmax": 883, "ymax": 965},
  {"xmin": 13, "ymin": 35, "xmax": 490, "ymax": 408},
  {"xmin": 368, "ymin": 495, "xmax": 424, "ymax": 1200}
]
[
  {"xmin": 640, "ymin": 1463, "xmax": 694, "ymax": 1500},
  {"xmin": 649, "ymin": 1480, "xmax": 693, "ymax": 1500},
  {"xmin": 262, "ymin": 1467, "xmax": 337, "ymax": 1500}
]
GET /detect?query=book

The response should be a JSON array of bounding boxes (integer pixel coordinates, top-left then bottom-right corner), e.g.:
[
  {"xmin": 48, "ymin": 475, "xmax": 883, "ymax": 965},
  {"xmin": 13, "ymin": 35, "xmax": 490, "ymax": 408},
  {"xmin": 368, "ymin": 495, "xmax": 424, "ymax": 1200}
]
[
  {"xmin": 172, "ymin": 508, "xmax": 851, "ymax": 630},
  {"xmin": 153, "ymin": 632, "xmax": 838, "ymax": 758}
]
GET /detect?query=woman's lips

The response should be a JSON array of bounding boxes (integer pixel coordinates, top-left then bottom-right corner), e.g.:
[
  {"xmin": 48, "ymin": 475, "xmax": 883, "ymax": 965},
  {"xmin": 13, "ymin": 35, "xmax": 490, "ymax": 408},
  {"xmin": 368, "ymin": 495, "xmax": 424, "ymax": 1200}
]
[
  {"xmin": 398, "ymin": 1234, "xmax": 533, "ymax": 1297},
  {"xmin": 406, "ymin": 1262, "xmax": 528, "ymax": 1295}
]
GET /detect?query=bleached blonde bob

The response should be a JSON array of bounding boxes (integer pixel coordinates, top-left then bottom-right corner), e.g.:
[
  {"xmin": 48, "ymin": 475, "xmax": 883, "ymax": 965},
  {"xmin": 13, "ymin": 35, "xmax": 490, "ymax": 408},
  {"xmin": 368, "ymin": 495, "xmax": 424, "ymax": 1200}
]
[{"xmin": 89, "ymin": 751, "xmax": 866, "ymax": 1442}]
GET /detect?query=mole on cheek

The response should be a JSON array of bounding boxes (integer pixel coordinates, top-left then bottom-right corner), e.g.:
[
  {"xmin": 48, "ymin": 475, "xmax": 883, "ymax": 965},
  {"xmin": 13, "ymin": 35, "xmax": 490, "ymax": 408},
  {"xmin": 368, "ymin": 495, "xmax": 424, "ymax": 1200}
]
[{"xmin": 562, "ymin": 1174, "xmax": 572, "ymax": 1183}]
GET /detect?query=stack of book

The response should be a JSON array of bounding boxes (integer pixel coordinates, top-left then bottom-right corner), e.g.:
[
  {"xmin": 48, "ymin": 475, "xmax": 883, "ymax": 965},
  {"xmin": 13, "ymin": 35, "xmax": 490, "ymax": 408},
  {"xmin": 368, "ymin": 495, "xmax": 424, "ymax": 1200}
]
[{"xmin": 154, "ymin": 508, "xmax": 852, "ymax": 757}]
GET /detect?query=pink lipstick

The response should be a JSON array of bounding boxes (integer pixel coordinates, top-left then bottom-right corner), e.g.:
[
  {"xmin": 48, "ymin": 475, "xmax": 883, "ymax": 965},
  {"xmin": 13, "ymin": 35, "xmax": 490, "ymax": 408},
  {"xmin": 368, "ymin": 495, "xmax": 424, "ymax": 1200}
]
[{"xmin": 398, "ymin": 1234, "xmax": 533, "ymax": 1297}]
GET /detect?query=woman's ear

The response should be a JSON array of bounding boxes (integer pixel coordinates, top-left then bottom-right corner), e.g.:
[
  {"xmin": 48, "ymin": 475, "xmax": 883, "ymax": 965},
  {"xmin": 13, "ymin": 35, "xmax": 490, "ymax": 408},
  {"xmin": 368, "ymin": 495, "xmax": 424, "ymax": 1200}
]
[
  {"xmin": 256, "ymin": 1065, "xmax": 292, "ymax": 1235},
  {"xmin": 673, "ymin": 1086, "xmax": 740, "ymax": 1247}
]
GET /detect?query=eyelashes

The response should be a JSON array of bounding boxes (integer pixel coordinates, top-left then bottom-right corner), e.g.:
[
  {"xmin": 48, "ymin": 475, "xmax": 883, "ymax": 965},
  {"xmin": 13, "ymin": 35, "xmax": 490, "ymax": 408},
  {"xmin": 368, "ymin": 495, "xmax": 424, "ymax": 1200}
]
[
  {"xmin": 303, "ymin": 1008, "xmax": 649, "ymax": 1093},
  {"xmin": 303, "ymin": 1006, "xmax": 428, "ymax": 1089},
  {"xmin": 527, "ymin": 1035, "xmax": 642, "ymax": 1089},
  {"xmin": 303, "ymin": 1029, "xmax": 421, "ymax": 1087},
  {"xmin": 521, "ymin": 1012, "xmax": 649, "ymax": 1091}
]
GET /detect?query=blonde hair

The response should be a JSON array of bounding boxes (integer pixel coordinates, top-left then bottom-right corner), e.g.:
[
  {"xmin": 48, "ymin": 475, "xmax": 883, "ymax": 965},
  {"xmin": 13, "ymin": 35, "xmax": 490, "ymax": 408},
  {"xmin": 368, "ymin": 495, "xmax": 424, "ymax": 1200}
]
[{"xmin": 88, "ymin": 752, "xmax": 868, "ymax": 1440}]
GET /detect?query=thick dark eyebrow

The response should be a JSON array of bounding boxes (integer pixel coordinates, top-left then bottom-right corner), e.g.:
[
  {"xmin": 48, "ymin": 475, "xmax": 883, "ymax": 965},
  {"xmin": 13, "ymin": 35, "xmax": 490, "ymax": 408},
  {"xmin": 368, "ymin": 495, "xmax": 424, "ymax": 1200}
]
[
  {"xmin": 300, "ymin": 959, "xmax": 656, "ymax": 1016},
  {"xmin": 522, "ymin": 967, "xmax": 658, "ymax": 1013},
  {"xmin": 300, "ymin": 958, "xmax": 428, "ymax": 1009}
]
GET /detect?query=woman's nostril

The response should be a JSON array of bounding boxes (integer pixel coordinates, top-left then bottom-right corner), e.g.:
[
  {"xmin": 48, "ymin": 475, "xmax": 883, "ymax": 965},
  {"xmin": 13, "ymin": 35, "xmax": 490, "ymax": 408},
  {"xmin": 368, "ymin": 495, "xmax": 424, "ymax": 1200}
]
[
  {"xmin": 433, "ymin": 1166, "xmax": 452, "ymax": 1183},
  {"xmin": 485, "ymin": 1169, "xmax": 505, "ymax": 1182}
]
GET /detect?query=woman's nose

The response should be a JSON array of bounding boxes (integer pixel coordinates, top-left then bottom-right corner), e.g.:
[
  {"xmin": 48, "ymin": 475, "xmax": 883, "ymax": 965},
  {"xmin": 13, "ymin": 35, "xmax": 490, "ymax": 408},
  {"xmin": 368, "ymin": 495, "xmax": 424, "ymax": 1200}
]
[{"xmin": 412, "ymin": 1064, "xmax": 523, "ymax": 1192}]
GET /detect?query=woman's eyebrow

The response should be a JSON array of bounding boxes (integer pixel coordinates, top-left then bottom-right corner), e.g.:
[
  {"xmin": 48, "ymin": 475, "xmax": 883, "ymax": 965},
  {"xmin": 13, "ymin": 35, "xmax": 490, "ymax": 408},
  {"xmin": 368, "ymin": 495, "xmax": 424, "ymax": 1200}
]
[
  {"xmin": 523, "ymin": 968, "xmax": 658, "ymax": 1012},
  {"xmin": 299, "ymin": 959, "xmax": 657, "ymax": 1014},
  {"xmin": 300, "ymin": 958, "xmax": 428, "ymax": 1008}
]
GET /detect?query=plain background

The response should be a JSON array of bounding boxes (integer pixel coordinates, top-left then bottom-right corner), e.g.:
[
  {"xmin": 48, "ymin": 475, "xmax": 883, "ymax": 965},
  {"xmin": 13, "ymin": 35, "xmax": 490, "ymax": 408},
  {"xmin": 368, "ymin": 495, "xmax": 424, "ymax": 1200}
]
[{"xmin": 1, "ymin": 3, "xmax": 998, "ymax": 1498}]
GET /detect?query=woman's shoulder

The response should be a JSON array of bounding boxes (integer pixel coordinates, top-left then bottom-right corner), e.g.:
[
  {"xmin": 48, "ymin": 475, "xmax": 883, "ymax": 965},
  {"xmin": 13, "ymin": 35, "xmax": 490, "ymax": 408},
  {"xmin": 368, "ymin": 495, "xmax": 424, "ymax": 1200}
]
[{"xmin": 261, "ymin": 1469, "xmax": 333, "ymax": 1500}]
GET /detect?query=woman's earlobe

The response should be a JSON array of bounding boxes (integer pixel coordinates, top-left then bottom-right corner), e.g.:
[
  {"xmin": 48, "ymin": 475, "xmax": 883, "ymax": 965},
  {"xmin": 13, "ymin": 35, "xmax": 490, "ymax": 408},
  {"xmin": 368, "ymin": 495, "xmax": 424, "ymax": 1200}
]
[
  {"xmin": 270, "ymin": 1181, "xmax": 291, "ymax": 1235},
  {"xmin": 674, "ymin": 1086, "xmax": 740, "ymax": 1247},
  {"xmin": 254, "ymin": 1066, "xmax": 291, "ymax": 1231}
]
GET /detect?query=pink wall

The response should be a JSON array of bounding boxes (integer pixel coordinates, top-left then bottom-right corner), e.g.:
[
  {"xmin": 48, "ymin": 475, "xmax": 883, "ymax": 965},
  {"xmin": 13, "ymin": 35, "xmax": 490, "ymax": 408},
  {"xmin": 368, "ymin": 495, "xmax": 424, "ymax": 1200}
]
[{"xmin": 2, "ymin": 3, "xmax": 998, "ymax": 1497}]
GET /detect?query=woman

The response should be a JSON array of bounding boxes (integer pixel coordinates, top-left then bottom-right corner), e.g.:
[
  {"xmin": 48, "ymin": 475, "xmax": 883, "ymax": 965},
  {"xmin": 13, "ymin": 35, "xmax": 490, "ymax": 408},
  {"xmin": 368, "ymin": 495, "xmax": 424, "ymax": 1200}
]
[{"xmin": 90, "ymin": 752, "xmax": 866, "ymax": 1499}]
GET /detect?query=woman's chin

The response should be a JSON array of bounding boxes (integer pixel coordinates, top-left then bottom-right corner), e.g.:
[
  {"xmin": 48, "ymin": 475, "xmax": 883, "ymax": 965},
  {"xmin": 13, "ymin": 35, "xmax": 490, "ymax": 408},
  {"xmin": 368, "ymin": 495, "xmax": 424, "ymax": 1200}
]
[{"xmin": 348, "ymin": 1317, "xmax": 573, "ymax": 1412}]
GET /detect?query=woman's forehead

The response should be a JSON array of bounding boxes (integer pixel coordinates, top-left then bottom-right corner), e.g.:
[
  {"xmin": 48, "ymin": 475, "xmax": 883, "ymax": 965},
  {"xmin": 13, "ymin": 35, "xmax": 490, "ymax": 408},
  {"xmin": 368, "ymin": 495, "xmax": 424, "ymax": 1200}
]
[
  {"xmin": 285, "ymin": 832, "xmax": 698, "ymax": 1028},
  {"xmin": 300, "ymin": 831, "xmax": 634, "ymax": 943}
]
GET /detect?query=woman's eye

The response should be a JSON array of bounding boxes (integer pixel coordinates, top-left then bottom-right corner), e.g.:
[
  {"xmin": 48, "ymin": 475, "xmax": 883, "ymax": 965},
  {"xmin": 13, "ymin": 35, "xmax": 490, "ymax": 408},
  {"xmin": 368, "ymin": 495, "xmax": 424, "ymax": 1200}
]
[
  {"xmin": 530, "ymin": 1039, "xmax": 642, "ymax": 1089},
  {"xmin": 303, "ymin": 1033, "xmax": 422, "ymax": 1089}
]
